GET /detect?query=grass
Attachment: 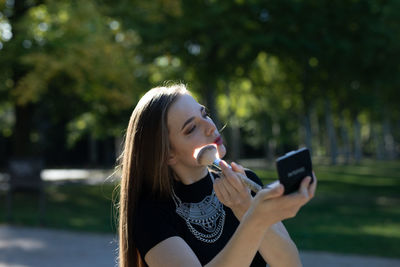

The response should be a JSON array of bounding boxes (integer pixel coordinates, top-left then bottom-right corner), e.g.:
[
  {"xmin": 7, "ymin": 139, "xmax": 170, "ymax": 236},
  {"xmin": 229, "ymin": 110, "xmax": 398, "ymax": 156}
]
[
  {"xmin": 255, "ymin": 160, "xmax": 400, "ymax": 258},
  {"xmin": 0, "ymin": 182, "xmax": 118, "ymax": 233},
  {"xmin": 0, "ymin": 159, "xmax": 399, "ymax": 258}
]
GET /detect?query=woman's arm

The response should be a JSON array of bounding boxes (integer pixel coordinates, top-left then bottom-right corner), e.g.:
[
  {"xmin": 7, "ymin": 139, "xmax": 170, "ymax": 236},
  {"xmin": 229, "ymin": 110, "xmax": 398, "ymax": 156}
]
[
  {"xmin": 258, "ymin": 176, "xmax": 316, "ymax": 267},
  {"xmin": 146, "ymin": 162, "xmax": 316, "ymax": 267},
  {"xmin": 213, "ymin": 162, "xmax": 317, "ymax": 267},
  {"xmin": 258, "ymin": 222, "xmax": 301, "ymax": 267},
  {"xmin": 145, "ymin": 218, "xmax": 265, "ymax": 267},
  {"xmin": 145, "ymin": 185, "xmax": 284, "ymax": 267},
  {"xmin": 145, "ymin": 215, "xmax": 266, "ymax": 267},
  {"xmin": 145, "ymin": 236, "xmax": 202, "ymax": 267}
]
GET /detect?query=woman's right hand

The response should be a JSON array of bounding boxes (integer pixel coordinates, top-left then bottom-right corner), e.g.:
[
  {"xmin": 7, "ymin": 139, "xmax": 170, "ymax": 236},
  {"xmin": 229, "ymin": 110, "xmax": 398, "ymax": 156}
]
[{"xmin": 245, "ymin": 175, "xmax": 317, "ymax": 229}]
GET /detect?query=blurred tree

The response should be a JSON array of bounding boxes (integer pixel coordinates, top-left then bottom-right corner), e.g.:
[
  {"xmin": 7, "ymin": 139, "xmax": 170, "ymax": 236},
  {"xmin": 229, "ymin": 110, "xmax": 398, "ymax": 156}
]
[
  {"xmin": 253, "ymin": 0, "xmax": 400, "ymax": 163},
  {"xmin": 1, "ymin": 0, "xmax": 399, "ymax": 165},
  {"xmin": 0, "ymin": 0, "xmax": 41, "ymax": 157},
  {"xmin": 110, "ymin": 0, "xmax": 272, "ymax": 124},
  {"xmin": 0, "ymin": 0, "xmax": 141, "ymax": 160},
  {"xmin": 110, "ymin": 0, "xmax": 400, "ymax": 162}
]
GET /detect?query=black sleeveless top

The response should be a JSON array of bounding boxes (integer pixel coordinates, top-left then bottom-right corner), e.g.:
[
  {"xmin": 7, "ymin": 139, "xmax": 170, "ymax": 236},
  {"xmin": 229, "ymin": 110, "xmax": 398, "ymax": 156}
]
[{"xmin": 133, "ymin": 169, "xmax": 267, "ymax": 266}]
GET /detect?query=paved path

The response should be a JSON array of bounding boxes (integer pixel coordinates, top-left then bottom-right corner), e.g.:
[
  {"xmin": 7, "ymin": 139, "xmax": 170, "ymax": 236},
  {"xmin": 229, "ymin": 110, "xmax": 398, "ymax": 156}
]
[
  {"xmin": 1, "ymin": 226, "xmax": 400, "ymax": 267},
  {"xmin": 0, "ymin": 226, "xmax": 117, "ymax": 267}
]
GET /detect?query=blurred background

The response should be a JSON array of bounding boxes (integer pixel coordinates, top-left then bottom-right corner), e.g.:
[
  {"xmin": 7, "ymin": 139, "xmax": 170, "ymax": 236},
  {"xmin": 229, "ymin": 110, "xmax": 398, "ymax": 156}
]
[{"xmin": 0, "ymin": 0, "xmax": 399, "ymax": 264}]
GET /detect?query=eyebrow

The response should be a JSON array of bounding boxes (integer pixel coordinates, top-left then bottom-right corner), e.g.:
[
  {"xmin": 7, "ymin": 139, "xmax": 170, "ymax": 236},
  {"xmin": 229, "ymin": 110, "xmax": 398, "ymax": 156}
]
[{"xmin": 181, "ymin": 106, "xmax": 205, "ymax": 131}]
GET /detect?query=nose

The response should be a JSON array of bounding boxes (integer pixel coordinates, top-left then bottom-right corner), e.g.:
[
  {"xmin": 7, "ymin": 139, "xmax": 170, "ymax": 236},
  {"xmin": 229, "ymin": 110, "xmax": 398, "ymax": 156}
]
[{"xmin": 204, "ymin": 118, "xmax": 217, "ymax": 136}]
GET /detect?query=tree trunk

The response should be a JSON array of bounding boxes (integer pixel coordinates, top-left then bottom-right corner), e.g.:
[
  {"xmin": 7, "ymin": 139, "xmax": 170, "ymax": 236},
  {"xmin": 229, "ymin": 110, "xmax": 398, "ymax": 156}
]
[
  {"xmin": 261, "ymin": 113, "xmax": 276, "ymax": 163},
  {"xmin": 311, "ymin": 108, "xmax": 320, "ymax": 156},
  {"xmin": 303, "ymin": 110, "xmax": 313, "ymax": 155},
  {"xmin": 224, "ymin": 84, "xmax": 240, "ymax": 161},
  {"xmin": 12, "ymin": 104, "xmax": 35, "ymax": 157},
  {"xmin": 340, "ymin": 117, "xmax": 351, "ymax": 164},
  {"xmin": 267, "ymin": 139, "xmax": 276, "ymax": 162},
  {"xmin": 383, "ymin": 118, "xmax": 396, "ymax": 160},
  {"xmin": 262, "ymin": 118, "xmax": 271, "ymax": 162},
  {"xmin": 353, "ymin": 115, "xmax": 362, "ymax": 163},
  {"xmin": 325, "ymin": 98, "xmax": 338, "ymax": 165},
  {"xmin": 201, "ymin": 45, "xmax": 221, "ymax": 131},
  {"xmin": 9, "ymin": 1, "xmax": 43, "ymax": 158},
  {"xmin": 88, "ymin": 134, "xmax": 98, "ymax": 166},
  {"xmin": 271, "ymin": 121, "xmax": 280, "ymax": 156},
  {"xmin": 229, "ymin": 119, "xmax": 241, "ymax": 161},
  {"xmin": 371, "ymin": 123, "xmax": 384, "ymax": 160},
  {"xmin": 205, "ymin": 86, "xmax": 221, "ymax": 129}
]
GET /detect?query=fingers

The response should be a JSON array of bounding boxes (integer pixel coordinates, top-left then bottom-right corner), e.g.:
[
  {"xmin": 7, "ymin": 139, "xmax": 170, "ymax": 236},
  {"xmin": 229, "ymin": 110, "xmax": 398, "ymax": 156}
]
[
  {"xmin": 231, "ymin": 162, "xmax": 245, "ymax": 175},
  {"xmin": 309, "ymin": 172, "xmax": 318, "ymax": 198},
  {"xmin": 299, "ymin": 176, "xmax": 312, "ymax": 195},
  {"xmin": 251, "ymin": 174, "xmax": 317, "ymax": 224},
  {"xmin": 288, "ymin": 175, "xmax": 315, "ymax": 206},
  {"xmin": 213, "ymin": 178, "xmax": 232, "ymax": 202},
  {"xmin": 258, "ymin": 183, "xmax": 284, "ymax": 200},
  {"xmin": 219, "ymin": 160, "xmax": 247, "ymax": 192},
  {"xmin": 218, "ymin": 159, "xmax": 231, "ymax": 172}
]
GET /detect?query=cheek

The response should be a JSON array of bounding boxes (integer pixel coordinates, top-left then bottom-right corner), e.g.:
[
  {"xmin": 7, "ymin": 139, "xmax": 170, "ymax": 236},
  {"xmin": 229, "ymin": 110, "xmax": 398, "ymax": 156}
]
[{"xmin": 174, "ymin": 139, "xmax": 197, "ymax": 159}]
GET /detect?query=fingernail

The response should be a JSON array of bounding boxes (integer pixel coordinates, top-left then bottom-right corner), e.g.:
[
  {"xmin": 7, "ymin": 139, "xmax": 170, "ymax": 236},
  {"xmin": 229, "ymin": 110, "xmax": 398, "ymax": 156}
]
[{"xmin": 219, "ymin": 160, "xmax": 228, "ymax": 168}]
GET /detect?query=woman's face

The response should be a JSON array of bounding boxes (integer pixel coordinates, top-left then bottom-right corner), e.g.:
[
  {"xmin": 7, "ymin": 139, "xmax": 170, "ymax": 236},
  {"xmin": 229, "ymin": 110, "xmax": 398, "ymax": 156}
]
[{"xmin": 167, "ymin": 93, "xmax": 226, "ymax": 169}]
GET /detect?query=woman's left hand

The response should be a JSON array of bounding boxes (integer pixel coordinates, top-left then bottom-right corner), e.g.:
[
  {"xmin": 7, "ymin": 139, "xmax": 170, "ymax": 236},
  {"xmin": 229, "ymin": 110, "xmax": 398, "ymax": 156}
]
[{"xmin": 213, "ymin": 160, "xmax": 253, "ymax": 220}]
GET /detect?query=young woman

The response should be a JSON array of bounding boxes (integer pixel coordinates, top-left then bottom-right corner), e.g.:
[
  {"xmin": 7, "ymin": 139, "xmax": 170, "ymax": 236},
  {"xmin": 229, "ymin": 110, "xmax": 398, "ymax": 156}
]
[{"xmin": 118, "ymin": 83, "xmax": 317, "ymax": 267}]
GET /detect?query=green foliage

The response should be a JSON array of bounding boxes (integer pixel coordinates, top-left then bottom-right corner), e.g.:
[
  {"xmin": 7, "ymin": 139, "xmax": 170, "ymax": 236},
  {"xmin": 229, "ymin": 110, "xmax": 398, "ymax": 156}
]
[
  {"xmin": 1, "ymin": 0, "xmax": 399, "ymax": 160},
  {"xmin": 14, "ymin": 1, "xmax": 138, "ymax": 107},
  {"xmin": 0, "ymin": 0, "xmax": 145, "ymax": 144},
  {"xmin": 0, "ymin": 102, "xmax": 13, "ymax": 137}
]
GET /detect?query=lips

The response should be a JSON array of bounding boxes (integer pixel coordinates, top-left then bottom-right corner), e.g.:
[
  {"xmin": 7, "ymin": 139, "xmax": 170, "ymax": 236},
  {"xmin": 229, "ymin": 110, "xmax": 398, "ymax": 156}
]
[{"xmin": 214, "ymin": 136, "xmax": 223, "ymax": 146}]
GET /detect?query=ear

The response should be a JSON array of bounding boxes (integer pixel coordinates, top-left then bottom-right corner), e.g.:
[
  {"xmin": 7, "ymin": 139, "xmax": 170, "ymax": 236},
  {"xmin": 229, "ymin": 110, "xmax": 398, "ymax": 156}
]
[{"xmin": 168, "ymin": 151, "xmax": 177, "ymax": 166}]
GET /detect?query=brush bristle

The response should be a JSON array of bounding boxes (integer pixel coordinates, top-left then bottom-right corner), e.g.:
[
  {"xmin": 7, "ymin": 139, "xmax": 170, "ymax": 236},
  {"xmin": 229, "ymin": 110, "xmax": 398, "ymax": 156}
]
[{"xmin": 195, "ymin": 144, "xmax": 218, "ymax": 165}]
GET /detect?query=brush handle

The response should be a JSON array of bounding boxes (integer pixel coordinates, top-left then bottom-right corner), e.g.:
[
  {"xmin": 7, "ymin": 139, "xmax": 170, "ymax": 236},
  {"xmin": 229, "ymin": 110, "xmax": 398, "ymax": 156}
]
[
  {"xmin": 236, "ymin": 172, "xmax": 262, "ymax": 193},
  {"xmin": 213, "ymin": 159, "xmax": 262, "ymax": 193}
]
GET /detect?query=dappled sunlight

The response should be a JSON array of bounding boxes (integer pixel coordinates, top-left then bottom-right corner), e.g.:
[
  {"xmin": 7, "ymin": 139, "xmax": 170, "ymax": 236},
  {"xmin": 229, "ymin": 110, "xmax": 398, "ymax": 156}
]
[
  {"xmin": 318, "ymin": 175, "xmax": 399, "ymax": 186},
  {"xmin": 376, "ymin": 196, "xmax": 400, "ymax": 207},
  {"xmin": 0, "ymin": 237, "xmax": 46, "ymax": 251},
  {"xmin": 0, "ymin": 226, "xmax": 117, "ymax": 266},
  {"xmin": 42, "ymin": 169, "xmax": 114, "ymax": 181},
  {"xmin": 69, "ymin": 217, "xmax": 100, "ymax": 228},
  {"xmin": 308, "ymin": 220, "xmax": 400, "ymax": 239},
  {"xmin": 360, "ymin": 224, "xmax": 400, "ymax": 238},
  {"xmin": 311, "ymin": 224, "xmax": 361, "ymax": 236}
]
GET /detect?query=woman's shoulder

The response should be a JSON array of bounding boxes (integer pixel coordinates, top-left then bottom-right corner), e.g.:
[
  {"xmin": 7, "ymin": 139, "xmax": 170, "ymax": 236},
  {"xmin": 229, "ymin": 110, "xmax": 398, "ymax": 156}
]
[
  {"xmin": 137, "ymin": 194, "xmax": 175, "ymax": 215},
  {"xmin": 134, "ymin": 194, "xmax": 179, "ymax": 257}
]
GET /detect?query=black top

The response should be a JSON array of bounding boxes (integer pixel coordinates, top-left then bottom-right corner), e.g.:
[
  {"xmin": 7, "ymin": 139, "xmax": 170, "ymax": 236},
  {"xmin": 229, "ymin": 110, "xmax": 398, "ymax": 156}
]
[{"xmin": 133, "ymin": 169, "xmax": 267, "ymax": 266}]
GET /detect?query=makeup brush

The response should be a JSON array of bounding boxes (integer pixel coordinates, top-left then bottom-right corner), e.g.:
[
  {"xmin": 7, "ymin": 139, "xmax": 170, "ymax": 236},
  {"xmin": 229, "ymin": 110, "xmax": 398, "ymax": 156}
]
[{"xmin": 194, "ymin": 144, "xmax": 262, "ymax": 193}]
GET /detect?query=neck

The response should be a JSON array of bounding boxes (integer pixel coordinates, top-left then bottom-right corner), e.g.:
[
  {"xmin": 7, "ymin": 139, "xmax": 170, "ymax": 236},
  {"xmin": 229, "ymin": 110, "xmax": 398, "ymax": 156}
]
[{"xmin": 172, "ymin": 165, "xmax": 208, "ymax": 185}]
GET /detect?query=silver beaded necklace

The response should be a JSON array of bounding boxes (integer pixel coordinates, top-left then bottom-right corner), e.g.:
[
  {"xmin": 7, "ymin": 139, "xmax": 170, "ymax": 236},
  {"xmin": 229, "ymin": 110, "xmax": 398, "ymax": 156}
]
[{"xmin": 171, "ymin": 171, "xmax": 226, "ymax": 243}]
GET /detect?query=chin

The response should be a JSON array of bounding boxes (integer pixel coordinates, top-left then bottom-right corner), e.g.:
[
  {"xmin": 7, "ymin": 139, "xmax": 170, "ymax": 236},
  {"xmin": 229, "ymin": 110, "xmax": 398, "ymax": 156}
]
[{"xmin": 217, "ymin": 144, "xmax": 226, "ymax": 158}]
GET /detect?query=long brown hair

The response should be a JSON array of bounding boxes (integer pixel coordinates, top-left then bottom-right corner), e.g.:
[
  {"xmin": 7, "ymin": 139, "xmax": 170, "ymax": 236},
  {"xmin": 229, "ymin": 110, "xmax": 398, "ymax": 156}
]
[{"xmin": 118, "ymin": 84, "xmax": 187, "ymax": 267}]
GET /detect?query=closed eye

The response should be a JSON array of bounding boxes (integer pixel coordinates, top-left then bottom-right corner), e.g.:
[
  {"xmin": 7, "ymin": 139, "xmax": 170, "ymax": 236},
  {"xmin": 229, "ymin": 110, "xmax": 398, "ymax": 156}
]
[
  {"xmin": 185, "ymin": 125, "xmax": 196, "ymax": 135},
  {"xmin": 183, "ymin": 106, "xmax": 209, "ymax": 135}
]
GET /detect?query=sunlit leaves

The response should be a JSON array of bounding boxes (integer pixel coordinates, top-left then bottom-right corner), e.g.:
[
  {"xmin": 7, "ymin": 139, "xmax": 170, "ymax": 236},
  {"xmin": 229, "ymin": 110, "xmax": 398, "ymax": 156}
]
[
  {"xmin": 0, "ymin": 102, "xmax": 14, "ymax": 137},
  {"xmin": 11, "ymin": 0, "xmax": 139, "ymax": 109},
  {"xmin": 0, "ymin": 0, "xmax": 147, "ymax": 147},
  {"xmin": 0, "ymin": 16, "xmax": 12, "ymax": 42}
]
